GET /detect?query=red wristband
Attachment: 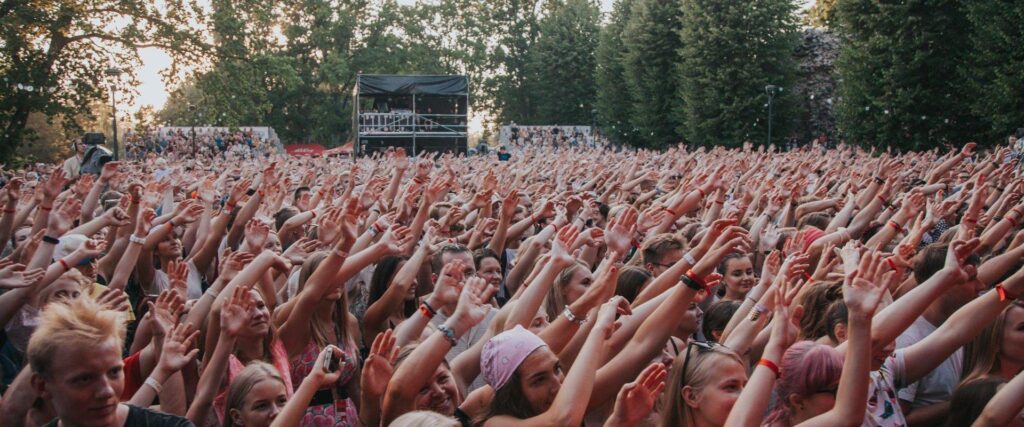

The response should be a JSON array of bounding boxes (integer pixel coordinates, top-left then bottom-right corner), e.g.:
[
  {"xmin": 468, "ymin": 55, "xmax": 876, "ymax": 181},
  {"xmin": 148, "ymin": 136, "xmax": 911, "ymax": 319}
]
[
  {"xmin": 1007, "ymin": 216, "xmax": 1019, "ymax": 227},
  {"xmin": 58, "ymin": 259, "xmax": 69, "ymax": 271},
  {"xmin": 996, "ymin": 284, "xmax": 1018, "ymax": 302},
  {"xmin": 3, "ymin": 208, "xmax": 14, "ymax": 214},
  {"xmin": 887, "ymin": 221, "xmax": 902, "ymax": 233},
  {"xmin": 39, "ymin": 205, "xmax": 52, "ymax": 211},
  {"xmin": 758, "ymin": 358, "xmax": 781, "ymax": 378},
  {"xmin": 665, "ymin": 207, "xmax": 677, "ymax": 216},
  {"xmin": 697, "ymin": 188, "xmax": 707, "ymax": 199},
  {"xmin": 876, "ymin": 196, "xmax": 886, "ymax": 205},
  {"xmin": 886, "ymin": 258, "xmax": 898, "ymax": 271}
]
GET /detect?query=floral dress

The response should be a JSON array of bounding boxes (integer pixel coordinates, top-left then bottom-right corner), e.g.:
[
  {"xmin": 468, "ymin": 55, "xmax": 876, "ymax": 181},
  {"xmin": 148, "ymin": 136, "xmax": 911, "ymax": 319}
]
[{"xmin": 290, "ymin": 340, "xmax": 360, "ymax": 426}]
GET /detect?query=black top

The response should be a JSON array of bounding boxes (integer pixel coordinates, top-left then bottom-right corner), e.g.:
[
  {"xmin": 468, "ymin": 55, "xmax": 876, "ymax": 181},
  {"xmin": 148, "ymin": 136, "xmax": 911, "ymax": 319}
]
[{"xmin": 43, "ymin": 405, "xmax": 194, "ymax": 427}]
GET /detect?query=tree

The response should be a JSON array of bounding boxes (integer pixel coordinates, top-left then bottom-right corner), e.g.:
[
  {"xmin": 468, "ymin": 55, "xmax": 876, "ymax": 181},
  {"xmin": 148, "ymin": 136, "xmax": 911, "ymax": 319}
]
[
  {"xmin": 804, "ymin": 0, "xmax": 837, "ymax": 28},
  {"xmin": 527, "ymin": 0, "xmax": 600, "ymax": 125},
  {"xmin": 676, "ymin": 0, "xmax": 800, "ymax": 147},
  {"xmin": 963, "ymin": 0, "xmax": 1024, "ymax": 143},
  {"xmin": 835, "ymin": 0, "xmax": 981, "ymax": 150},
  {"xmin": 793, "ymin": 29, "xmax": 839, "ymax": 142},
  {"xmin": 595, "ymin": 0, "xmax": 638, "ymax": 144},
  {"xmin": 0, "ymin": 0, "xmax": 206, "ymax": 161},
  {"xmin": 483, "ymin": 0, "xmax": 543, "ymax": 125},
  {"xmin": 621, "ymin": 0, "xmax": 685, "ymax": 148}
]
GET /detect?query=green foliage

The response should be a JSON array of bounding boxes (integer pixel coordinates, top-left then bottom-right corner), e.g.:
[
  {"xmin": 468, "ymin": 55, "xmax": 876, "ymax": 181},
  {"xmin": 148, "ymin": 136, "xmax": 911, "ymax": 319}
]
[
  {"xmin": 595, "ymin": 0, "xmax": 639, "ymax": 144},
  {"xmin": 527, "ymin": 0, "xmax": 601, "ymax": 125},
  {"xmin": 676, "ymin": 0, "xmax": 801, "ymax": 147},
  {"xmin": 835, "ymin": 0, "xmax": 981, "ymax": 150},
  {"xmin": 0, "ymin": 0, "xmax": 206, "ymax": 162},
  {"xmin": 804, "ymin": 0, "xmax": 837, "ymax": 28},
  {"xmin": 963, "ymin": 0, "xmax": 1024, "ymax": 143},
  {"xmin": 621, "ymin": 0, "xmax": 685, "ymax": 148}
]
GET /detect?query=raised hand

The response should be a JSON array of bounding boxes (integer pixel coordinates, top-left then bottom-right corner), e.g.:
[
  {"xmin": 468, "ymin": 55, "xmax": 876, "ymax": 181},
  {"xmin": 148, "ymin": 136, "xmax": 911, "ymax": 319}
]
[
  {"xmin": 166, "ymin": 260, "xmax": 190, "ymax": 298},
  {"xmin": 48, "ymin": 199, "xmax": 81, "ymax": 235},
  {"xmin": 843, "ymin": 251, "xmax": 888, "ymax": 317},
  {"xmin": 99, "ymin": 161, "xmax": 122, "ymax": 183},
  {"xmin": 71, "ymin": 238, "xmax": 108, "ymax": 261},
  {"xmin": 221, "ymin": 286, "xmax": 253, "ymax": 337},
  {"xmin": 42, "ymin": 169, "xmax": 66, "ymax": 201},
  {"xmin": 96, "ymin": 288, "xmax": 130, "ymax": 312},
  {"xmin": 361, "ymin": 329, "xmax": 400, "ymax": 399},
  {"xmin": 282, "ymin": 238, "xmax": 319, "ymax": 265},
  {"xmin": 243, "ymin": 219, "xmax": 270, "ymax": 252},
  {"xmin": 148, "ymin": 290, "xmax": 185, "ymax": 337},
  {"xmin": 379, "ymin": 225, "xmax": 413, "ymax": 255},
  {"xmin": 452, "ymin": 276, "xmax": 498, "ymax": 329},
  {"xmin": 0, "ymin": 262, "xmax": 44, "ymax": 289},
  {"xmin": 942, "ymin": 237, "xmax": 980, "ymax": 283},
  {"xmin": 593, "ymin": 296, "xmax": 630, "ymax": 339},
  {"xmin": 610, "ymin": 363, "xmax": 667, "ymax": 426},
  {"xmin": 605, "ymin": 207, "xmax": 638, "ymax": 257},
  {"xmin": 430, "ymin": 259, "xmax": 466, "ymax": 308},
  {"xmin": 101, "ymin": 206, "xmax": 131, "ymax": 227},
  {"xmin": 217, "ymin": 249, "xmax": 255, "ymax": 284},
  {"xmin": 548, "ymin": 227, "xmax": 577, "ymax": 268},
  {"xmin": 158, "ymin": 322, "xmax": 200, "ymax": 373}
]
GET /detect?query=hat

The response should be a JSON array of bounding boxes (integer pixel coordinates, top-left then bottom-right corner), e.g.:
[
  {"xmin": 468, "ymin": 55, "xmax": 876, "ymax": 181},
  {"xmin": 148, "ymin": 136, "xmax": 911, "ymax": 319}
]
[
  {"xmin": 52, "ymin": 234, "xmax": 89, "ymax": 262},
  {"xmin": 481, "ymin": 325, "xmax": 547, "ymax": 390}
]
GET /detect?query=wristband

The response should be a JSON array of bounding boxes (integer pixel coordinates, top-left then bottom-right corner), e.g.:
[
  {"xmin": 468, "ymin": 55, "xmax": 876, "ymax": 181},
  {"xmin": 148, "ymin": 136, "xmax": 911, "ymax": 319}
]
[
  {"xmin": 204, "ymin": 286, "xmax": 221, "ymax": 299},
  {"xmin": 144, "ymin": 377, "xmax": 163, "ymax": 394},
  {"xmin": 873, "ymin": 176, "xmax": 885, "ymax": 185},
  {"xmin": 680, "ymin": 272, "xmax": 704, "ymax": 292},
  {"xmin": 58, "ymin": 258, "xmax": 70, "ymax": 271},
  {"xmin": 887, "ymin": 220, "xmax": 903, "ymax": 233},
  {"xmin": 310, "ymin": 210, "xmax": 317, "ymax": 219},
  {"xmin": 876, "ymin": 196, "xmax": 886, "ymax": 205},
  {"xmin": 39, "ymin": 205, "xmax": 52, "ymax": 211},
  {"xmin": 437, "ymin": 324, "xmax": 458, "ymax": 346},
  {"xmin": 665, "ymin": 207, "xmax": 677, "ymax": 216},
  {"xmin": 42, "ymin": 235, "xmax": 60, "ymax": 245},
  {"xmin": 333, "ymin": 248, "xmax": 348, "ymax": 259},
  {"xmin": 3, "ymin": 208, "xmax": 14, "ymax": 214},
  {"xmin": 1007, "ymin": 216, "xmax": 1019, "ymax": 227},
  {"xmin": 419, "ymin": 301, "xmax": 437, "ymax": 319},
  {"xmin": 758, "ymin": 358, "xmax": 781, "ymax": 379},
  {"xmin": 225, "ymin": 203, "xmax": 236, "ymax": 211},
  {"xmin": 246, "ymin": 188, "xmax": 257, "ymax": 196},
  {"xmin": 685, "ymin": 270, "xmax": 706, "ymax": 288},
  {"xmin": 996, "ymin": 284, "xmax": 1018, "ymax": 302},
  {"xmin": 562, "ymin": 306, "xmax": 586, "ymax": 325},
  {"xmin": 696, "ymin": 188, "xmax": 707, "ymax": 199},
  {"xmin": 683, "ymin": 252, "xmax": 697, "ymax": 266},
  {"xmin": 886, "ymin": 258, "xmax": 898, "ymax": 271},
  {"xmin": 129, "ymin": 234, "xmax": 146, "ymax": 245}
]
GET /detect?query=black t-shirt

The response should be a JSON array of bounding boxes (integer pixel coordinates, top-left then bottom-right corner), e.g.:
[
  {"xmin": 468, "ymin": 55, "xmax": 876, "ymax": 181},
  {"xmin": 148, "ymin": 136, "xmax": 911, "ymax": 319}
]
[{"xmin": 43, "ymin": 405, "xmax": 194, "ymax": 427}]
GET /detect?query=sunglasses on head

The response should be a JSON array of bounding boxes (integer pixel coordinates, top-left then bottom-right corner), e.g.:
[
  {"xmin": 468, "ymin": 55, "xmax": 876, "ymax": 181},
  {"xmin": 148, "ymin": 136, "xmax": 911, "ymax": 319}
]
[{"xmin": 680, "ymin": 340, "xmax": 720, "ymax": 387}]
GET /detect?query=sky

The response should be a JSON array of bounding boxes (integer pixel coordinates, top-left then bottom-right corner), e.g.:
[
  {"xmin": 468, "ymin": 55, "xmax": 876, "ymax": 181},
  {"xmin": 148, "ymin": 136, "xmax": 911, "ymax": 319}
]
[{"xmin": 131, "ymin": 0, "xmax": 816, "ymax": 116}]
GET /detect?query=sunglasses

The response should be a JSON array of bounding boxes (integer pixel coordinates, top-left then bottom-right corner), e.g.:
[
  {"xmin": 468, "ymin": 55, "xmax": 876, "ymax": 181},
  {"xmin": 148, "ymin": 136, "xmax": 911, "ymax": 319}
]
[{"xmin": 680, "ymin": 340, "xmax": 720, "ymax": 387}]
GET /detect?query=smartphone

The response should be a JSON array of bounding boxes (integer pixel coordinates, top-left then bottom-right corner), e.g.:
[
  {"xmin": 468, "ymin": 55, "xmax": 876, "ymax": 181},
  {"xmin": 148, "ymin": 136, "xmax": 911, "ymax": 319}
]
[{"xmin": 322, "ymin": 345, "xmax": 340, "ymax": 373}]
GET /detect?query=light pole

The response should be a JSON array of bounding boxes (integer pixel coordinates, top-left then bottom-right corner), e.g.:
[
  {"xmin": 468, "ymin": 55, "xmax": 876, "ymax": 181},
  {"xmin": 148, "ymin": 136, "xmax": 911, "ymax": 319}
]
[
  {"xmin": 105, "ymin": 67, "xmax": 122, "ymax": 160},
  {"xmin": 765, "ymin": 85, "xmax": 782, "ymax": 148}
]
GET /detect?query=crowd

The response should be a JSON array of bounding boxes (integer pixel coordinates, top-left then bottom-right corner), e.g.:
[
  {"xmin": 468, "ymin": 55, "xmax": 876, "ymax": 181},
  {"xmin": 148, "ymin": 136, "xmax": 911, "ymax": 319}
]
[
  {"xmin": 120, "ymin": 129, "xmax": 274, "ymax": 161},
  {"xmin": 503, "ymin": 125, "xmax": 604, "ymax": 149},
  {"xmin": 0, "ymin": 137, "xmax": 1022, "ymax": 427}
]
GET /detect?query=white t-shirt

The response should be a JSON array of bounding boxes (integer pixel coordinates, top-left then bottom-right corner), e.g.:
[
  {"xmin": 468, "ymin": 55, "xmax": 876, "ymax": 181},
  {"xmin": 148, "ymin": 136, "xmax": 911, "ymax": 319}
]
[
  {"xmin": 151, "ymin": 260, "xmax": 204, "ymax": 300},
  {"xmin": 865, "ymin": 351, "xmax": 908, "ymax": 427},
  {"xmin": 895, "ymin": 316, "xmax": 962, "ymax": 408},
  {"xmin": 430, "ymin": 307, "xmax": 497, "ymax": 391}
]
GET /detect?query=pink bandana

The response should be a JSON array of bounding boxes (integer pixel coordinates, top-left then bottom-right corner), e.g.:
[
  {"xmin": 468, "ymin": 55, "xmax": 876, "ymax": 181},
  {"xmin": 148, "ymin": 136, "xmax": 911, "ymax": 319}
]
[{"xmin": 481, "ymin": 325, "xmax": 547, "ymax": 390}]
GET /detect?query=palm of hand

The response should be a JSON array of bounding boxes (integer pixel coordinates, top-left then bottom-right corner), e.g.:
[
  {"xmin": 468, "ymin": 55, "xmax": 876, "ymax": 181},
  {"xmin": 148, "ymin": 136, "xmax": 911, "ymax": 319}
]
[
  {"xmin": 161, "ymin": 337, "xmax": 193, "ymax": 371},
  {"xmin": 221, "ymin": 305, "xmax": 248, "ymax": 336},
  {"xmin": 363, "ymin": 355, "xmax": 394, "ymax": 396},
  {"xmin": 619, "ymin": 387, "xmax": 656, "ymax": 424}
]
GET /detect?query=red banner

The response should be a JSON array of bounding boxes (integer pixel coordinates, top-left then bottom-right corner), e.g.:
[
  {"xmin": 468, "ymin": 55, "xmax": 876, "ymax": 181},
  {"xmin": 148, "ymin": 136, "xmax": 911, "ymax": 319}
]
[{"xmin": 284, "ymin": 144, "xmax": 326, "ymax": 156}]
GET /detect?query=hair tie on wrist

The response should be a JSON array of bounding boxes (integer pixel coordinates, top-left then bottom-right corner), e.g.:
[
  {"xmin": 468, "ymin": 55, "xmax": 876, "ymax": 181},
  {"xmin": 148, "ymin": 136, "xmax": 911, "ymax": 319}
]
[
  {"xmin": 58, "ymin": 259, "xmax": 70, "ymax": 271},
  {"xmin": 996, "ymin": 283, "xmax": 1018, "ymax": 302}
]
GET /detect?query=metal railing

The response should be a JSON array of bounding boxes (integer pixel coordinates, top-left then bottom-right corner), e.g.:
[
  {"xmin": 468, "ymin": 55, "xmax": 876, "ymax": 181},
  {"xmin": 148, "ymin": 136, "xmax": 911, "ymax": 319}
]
[{"xmin": 358, "ymin": 113, "xmax": 467, "ymax": 135}]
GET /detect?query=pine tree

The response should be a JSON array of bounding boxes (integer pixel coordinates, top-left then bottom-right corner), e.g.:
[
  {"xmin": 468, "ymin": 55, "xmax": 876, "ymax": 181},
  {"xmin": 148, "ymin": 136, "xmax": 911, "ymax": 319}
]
[
  {"xmin": 528, "ymin": 0, "xmax": 601, "ymax": 125},
  {"xmin": 595, "ymin": 0, "xmax": 638, "ymax": 144},
  {"xmin": 963, "ymin": 0, "xmax": 1024, "ymax": 143},
  {"xmin": 621, "ymin": 0, "xmax": 685, "ymax": 148},
  {"xmin": 676, "ymin": 0, "xmax": 800, "ymax": 147},
  {"xmin": 835, "ymin": 0, "xmax": 980, "ymax": 150}
]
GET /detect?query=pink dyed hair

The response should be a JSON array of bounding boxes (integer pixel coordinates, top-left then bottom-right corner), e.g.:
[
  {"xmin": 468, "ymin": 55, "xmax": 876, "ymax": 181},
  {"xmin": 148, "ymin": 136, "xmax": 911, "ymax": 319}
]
[{"xmin": 763, "ymin": 341, "xmax": 844, "ymax": 426}]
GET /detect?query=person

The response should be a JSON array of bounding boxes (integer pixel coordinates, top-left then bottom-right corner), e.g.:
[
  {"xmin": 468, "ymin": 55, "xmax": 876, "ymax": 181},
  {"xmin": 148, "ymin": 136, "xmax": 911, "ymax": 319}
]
[
  {"xmin": 61, "ymin": 138, "xmax": 85, "ymax": 179},
  {"xmin": 27, "ymin": 297, "xmax": 194, "ymax": 426}
]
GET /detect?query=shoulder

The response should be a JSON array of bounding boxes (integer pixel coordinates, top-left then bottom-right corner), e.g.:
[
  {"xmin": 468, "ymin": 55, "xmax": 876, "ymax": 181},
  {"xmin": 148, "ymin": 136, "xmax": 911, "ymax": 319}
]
[{"xmin": 124, "ymin": 405, "xmax": 195, "ymax": 427}]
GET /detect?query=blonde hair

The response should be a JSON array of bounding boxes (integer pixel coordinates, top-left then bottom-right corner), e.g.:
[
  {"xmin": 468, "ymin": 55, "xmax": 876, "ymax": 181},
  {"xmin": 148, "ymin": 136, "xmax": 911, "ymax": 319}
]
[
  {"xmin": 544, "ymin": 260, "xmax": 588, "ymax": 321},
  {"xmin": 225, "ymin": 362, "xmax": 286, "ymax": 427},
  {"xmin": 962, "ymin": 302, "xmax": 1024, "ymax": 384},
  {"xmin": 659, "ymin": 343, "xmax": 743, "ymax": 427},
  {"xmin": 390, "ymin": 411, "xmax": 460, "ymax": 427},
  {"xmin": 27, "ymin": 297, "xmax": 125, "ymax": 378}
]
